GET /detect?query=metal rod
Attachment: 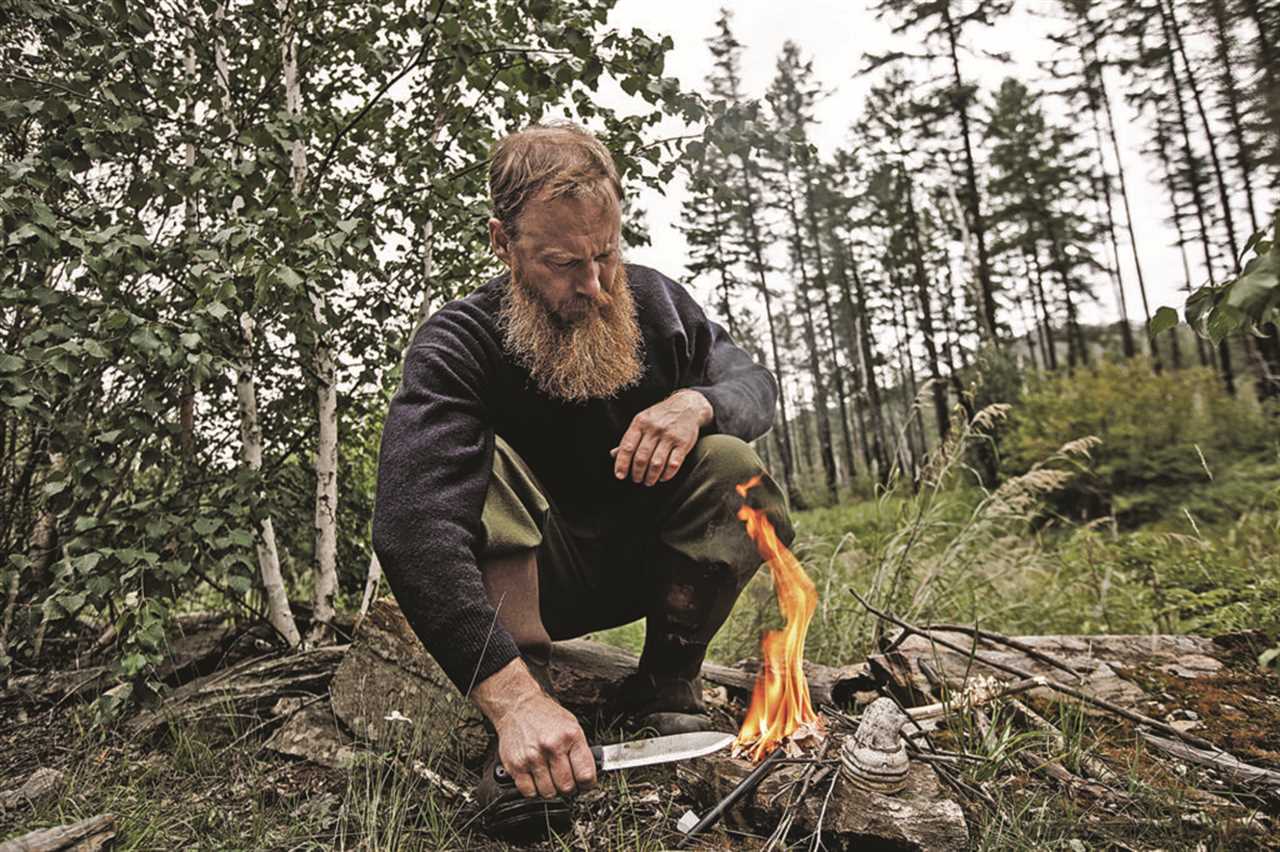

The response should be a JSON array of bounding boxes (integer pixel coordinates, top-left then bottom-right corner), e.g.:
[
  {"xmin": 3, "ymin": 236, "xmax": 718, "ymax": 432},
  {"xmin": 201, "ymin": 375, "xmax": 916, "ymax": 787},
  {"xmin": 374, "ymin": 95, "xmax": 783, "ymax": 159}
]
[{"xmin": 676, "ymin": 747, "xmax": 787, "ymax": 848}]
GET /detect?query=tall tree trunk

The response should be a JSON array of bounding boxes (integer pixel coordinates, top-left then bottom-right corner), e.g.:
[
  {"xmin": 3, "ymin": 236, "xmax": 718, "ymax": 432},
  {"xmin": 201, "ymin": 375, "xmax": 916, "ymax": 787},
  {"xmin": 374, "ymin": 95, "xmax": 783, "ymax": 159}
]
[
  {"xmin": 890, "ymin": 276, "xmax": 927, "ymax": 469},
  {"xmin": 1017, "ymin": 294, "xmax": 1041, "ymax": 372},
  {"xmin": 901, "ymin": 171, "xmax": 950, "ymax": 439},
  {"xmin": 1086, "ymin": 91, "xmax": 1137, "ymax": 359},
  {"xmin": 218, "ymin": 2, "xmax": 299, "ymax": 646},
  {"xmin": 1075, "ymin": 31, "xmax": 1137, "ymax": 360},
  {"xmin": 849, "ymin": 261, "xmax": 892, "ymax": 484},
  {"xmin": 1042, "ymin": 216, "xmax": 1089, "ymax": 367},
  {"xmin": 941, "ymin": 0, "xmax": 999, "ymax": 342},
  {"xmin": 1088, "ymin": 35, "xmax": 1157, "ymax": 363},
  {"xmin": 1155, "ymin": 4, "xmax": 1236, "ymax": 394},
  {"xmin": 276, "ymin": 0, "xmax": 338, "ymax": 642},
  {"xmin": 734, "ymin": 157, "xmax": 799, "ymax": 503},
  {"xmin": 800, "ymin": 182, "xmax": 857, "ymax": 487},
  {"xmin": 180, "ymin": 31, "xmax": 199, "ymax": 457},
  {"xmin": 1026, "ymin": 247, "xmax": 1059, "ymax": 371},
  {"xmin": 781, "ymin": 174, "xmax": 837, "ymax": 501},
  {"xmin": 237, "ymin": 316, "xmax": 301, "ymax": 647},
  {"xmin": 1239, "ymin": 0, "xmax": 1280, "ymax": 185},
  {"xmin": 831, "ymin": 242, "xmax": 878, "ymax": 476},
  {"xmin": 1206, "ymin": 0, "xmax": 1259, "ymax": 231}
]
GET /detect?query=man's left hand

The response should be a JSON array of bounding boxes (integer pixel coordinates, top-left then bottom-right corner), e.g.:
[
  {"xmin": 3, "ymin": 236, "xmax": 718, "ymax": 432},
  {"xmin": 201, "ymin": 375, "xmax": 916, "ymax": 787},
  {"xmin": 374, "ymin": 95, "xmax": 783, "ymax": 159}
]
[{"xmin": 611, "ymin": 389, "xmax": 714, "ymax": 486}]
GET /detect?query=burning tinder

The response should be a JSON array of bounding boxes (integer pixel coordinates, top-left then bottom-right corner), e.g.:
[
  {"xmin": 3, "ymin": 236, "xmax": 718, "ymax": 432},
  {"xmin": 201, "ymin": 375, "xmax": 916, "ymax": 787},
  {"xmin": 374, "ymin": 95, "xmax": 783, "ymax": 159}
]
[{"xmin": 733, "ymin": 475, "xmax": 825, "ymax": 761}]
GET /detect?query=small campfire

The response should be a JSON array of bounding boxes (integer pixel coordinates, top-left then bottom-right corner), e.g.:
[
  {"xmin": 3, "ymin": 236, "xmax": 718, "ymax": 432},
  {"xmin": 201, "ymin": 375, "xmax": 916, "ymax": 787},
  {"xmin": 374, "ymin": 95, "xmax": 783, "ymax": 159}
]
[{"xmin": 731, "ymin": 475, "xmax": 825, "ymax": 761}]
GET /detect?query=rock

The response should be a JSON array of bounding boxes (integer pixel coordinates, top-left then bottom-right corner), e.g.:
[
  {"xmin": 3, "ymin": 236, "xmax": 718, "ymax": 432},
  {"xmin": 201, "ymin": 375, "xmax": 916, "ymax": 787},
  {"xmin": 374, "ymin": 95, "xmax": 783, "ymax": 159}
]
[{"xmin": 0, "ymin": 768, "xmax": 65, "ymax": 811}]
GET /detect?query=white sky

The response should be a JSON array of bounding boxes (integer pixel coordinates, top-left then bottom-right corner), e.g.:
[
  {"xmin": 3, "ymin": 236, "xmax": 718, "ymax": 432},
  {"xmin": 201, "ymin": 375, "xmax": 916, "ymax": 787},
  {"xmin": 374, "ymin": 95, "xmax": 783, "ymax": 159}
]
[{"xmin": 598, "ymin": 0, "xmax": 1272, "ymax": 332}]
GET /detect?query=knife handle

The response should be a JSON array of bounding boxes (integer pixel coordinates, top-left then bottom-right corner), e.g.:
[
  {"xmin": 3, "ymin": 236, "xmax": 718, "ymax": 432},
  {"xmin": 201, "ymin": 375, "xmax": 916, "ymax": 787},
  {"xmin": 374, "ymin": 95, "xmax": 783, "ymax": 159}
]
[{"xmin": 493, "ymin": 746, "xmax": 606, "ymax": 784}]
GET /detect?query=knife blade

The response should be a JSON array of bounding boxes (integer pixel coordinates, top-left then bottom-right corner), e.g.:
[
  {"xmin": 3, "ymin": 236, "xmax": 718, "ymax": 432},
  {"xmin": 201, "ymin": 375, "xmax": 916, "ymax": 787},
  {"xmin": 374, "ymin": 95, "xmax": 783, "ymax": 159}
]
[
  {"xmin": 593, "ymin": 731, "xmax": 735, "ymax": 772},
  {"xmin": 494, "ymin": 731, "xmax": 734, "ymax": 783}
]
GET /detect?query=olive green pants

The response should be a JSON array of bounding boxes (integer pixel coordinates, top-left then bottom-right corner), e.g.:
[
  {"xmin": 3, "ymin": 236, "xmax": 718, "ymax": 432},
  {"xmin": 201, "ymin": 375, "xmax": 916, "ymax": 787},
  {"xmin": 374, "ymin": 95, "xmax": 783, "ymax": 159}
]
[{"xmin": 479, "ymin": 434, "xmax": 794, "ymax": 680}]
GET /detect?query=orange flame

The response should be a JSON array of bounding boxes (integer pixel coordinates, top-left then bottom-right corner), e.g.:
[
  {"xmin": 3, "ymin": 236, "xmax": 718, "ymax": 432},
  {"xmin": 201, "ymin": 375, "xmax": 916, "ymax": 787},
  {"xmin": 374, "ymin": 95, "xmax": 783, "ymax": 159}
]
[{"xmin": 733, "ymin": 474, "xmax": 820, "ymax": 761}]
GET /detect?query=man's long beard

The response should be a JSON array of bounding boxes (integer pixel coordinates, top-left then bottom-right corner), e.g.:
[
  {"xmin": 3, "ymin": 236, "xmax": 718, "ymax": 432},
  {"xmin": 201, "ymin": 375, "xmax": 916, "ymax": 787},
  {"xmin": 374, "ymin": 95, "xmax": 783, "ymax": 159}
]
[{"xmin": 499, "ymin": 261, "xmax": 644, "ymax": 402}]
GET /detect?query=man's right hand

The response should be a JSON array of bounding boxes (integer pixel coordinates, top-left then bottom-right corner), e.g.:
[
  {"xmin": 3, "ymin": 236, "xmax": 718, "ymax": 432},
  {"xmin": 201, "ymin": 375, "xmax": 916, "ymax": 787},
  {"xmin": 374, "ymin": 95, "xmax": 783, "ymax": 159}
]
[{"xmin": 472, "ymin": 658, "xmax": 597, "ymax": 799}]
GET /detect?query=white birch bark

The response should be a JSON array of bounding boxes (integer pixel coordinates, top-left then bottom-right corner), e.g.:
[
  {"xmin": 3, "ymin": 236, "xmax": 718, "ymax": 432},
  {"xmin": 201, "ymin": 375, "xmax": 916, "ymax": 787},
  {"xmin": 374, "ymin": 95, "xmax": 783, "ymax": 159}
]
[
  {"xmin": 276, "ymin": 0, "xmax": 338, "ymax": 642},
  {"xmin": 218, "ymin": 3, "xmax": 300, "ymax": 646},
  {"xmin": 237, "ymin": 314, "xmax": 301, "ymax": 647}
]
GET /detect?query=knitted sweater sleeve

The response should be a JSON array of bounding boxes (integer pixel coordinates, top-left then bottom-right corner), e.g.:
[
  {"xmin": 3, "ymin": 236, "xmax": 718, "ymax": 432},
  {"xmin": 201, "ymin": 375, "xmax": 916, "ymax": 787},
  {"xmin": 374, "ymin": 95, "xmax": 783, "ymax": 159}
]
[{"xmin": 371, "ymin": 312, "xmax": 520, "ymax": 694}]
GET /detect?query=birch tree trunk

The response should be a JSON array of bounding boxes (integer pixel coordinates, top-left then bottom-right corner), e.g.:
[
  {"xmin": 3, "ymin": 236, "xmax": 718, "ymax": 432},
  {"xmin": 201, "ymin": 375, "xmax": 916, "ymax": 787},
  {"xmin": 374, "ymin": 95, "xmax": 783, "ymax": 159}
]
[
  {"xmin": 217, "ymin": 2, "xmax": 300, "ymax": 647},
  {"xmin": 237, "ymin": 315, "xmax": 301, "ymax": 647},
  {"xmin": 276, "ymin": 0, "xmax": 339, "ymax": 643}
]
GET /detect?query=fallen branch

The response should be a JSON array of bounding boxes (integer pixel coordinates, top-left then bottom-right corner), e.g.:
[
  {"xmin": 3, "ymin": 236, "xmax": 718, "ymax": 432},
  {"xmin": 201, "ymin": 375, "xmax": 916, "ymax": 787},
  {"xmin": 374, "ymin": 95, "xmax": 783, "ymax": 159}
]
[
  {"xmin": 1008, "ymin": 698, "xmax": 1122, "ymax": 787},
  {"xmin": 920, "ymin": 623, "xmax": 1084, "ymax": 682},
  {"xmin": 0, "ymin": 814, "xmax": 115, "ymax": 852},
  {"xmin": 907, "ymin": 676, "xmax": 1045, "ymax": 722},
  {"xmin": 849, "ymin": 588, "xmax": 1224, "ymax": 753},
  {"xmin": 1138, "ymin": 729, "xmax": 1280, "ymax": 799}
]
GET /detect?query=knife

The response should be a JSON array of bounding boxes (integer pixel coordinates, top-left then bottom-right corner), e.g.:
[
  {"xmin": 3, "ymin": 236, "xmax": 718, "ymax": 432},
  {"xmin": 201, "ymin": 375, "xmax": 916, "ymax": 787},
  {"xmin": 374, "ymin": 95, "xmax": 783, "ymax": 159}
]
[{"xmin": 494, "ymin": 730, "xmax": 734, "ymax": 783}]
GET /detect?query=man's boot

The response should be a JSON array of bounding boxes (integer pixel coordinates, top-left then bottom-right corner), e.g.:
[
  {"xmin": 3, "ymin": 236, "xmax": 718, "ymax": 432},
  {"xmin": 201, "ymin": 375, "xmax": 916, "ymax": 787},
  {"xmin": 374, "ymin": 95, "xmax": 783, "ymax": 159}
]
[
  {"xmin": 619, "ymin": 553, "xmax": 749, "ymax": 735},
  {"xmin": 475, "ymin": 551, "xmax": 574, "ymax": 840},
  {"xmin": 474, "ymin": 658, "xmax": 573, "ymax": 841}
]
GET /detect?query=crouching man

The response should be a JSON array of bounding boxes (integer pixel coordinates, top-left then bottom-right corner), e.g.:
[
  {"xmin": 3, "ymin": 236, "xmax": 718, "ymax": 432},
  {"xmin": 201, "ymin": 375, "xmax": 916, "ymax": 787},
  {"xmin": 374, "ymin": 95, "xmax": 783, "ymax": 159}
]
[{"xmin": 371, "ymin": 121, "xmax": 792, "ymax": 839}]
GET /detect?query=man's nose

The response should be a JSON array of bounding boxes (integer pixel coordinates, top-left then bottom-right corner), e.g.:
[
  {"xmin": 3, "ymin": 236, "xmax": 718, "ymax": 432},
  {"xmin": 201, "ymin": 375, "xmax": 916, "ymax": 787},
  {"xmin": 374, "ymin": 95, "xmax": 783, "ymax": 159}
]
[{"xmin": 575, "ymin": 263, "xmax": 603, "ymax": 300}]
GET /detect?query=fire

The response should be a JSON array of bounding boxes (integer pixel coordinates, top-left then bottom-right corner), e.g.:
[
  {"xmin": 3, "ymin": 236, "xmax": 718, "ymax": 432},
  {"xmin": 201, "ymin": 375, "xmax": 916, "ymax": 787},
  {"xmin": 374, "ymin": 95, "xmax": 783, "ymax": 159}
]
[{"xmin": 733, "ymin": 474, "xmax": 821, "ymax": 761}]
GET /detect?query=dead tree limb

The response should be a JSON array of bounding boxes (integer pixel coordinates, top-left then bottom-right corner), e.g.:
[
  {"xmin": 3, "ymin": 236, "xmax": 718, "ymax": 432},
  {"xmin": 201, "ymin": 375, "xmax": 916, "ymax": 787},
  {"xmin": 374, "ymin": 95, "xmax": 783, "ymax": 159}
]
[
  {"xmin": 920, "ymin": 623, "xmax": 1085, "ymax": 682},
  {"xmin": 849, "ymin": 588, "xmax": 1223, "ymax": 752},
  {"xmin": 0, "ymin": 814, "xmax": 116, "ymax": 852},
  {"xmin": 1138, "ymin": 729, "xmax": 1280, "ymax": 799}
]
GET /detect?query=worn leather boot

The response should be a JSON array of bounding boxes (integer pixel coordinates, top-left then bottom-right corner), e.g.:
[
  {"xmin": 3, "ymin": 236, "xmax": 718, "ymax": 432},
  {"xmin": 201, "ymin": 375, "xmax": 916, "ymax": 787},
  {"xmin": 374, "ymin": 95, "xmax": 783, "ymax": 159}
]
[
  {"xmin": 619, "ymin": 552, "xmax": 750, "ymax": 734},
  {"xmin": 475, "ymin": 659, "xmax": 573, "ymax": 841}
]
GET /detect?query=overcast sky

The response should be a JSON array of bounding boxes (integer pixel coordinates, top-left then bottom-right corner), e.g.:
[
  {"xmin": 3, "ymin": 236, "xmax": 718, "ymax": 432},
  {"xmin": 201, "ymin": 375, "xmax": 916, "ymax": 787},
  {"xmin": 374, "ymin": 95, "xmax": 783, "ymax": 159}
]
[{"xmin": 595, "ymin": 0, "xmax": 1271, "ymax": 332}]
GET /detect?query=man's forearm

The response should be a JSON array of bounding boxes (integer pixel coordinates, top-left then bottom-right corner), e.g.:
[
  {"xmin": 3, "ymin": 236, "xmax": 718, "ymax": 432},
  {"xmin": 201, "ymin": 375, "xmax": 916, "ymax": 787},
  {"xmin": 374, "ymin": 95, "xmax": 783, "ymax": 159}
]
[{"xmin": 471, "ymin": 656, "xmax": 546, "ymax": 723}]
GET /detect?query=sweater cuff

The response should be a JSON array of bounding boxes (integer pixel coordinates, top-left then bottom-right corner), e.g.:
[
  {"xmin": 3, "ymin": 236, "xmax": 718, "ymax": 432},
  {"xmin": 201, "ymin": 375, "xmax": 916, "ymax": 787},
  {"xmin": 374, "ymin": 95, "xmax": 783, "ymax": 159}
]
[{"xmin": 424, "ymin": 607, "xmax": 523, "ymax": 696}]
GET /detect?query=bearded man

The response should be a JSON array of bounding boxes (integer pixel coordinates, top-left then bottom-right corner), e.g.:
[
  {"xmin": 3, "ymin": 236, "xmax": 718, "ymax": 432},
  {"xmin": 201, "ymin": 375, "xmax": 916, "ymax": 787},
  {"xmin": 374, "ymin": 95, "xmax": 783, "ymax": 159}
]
[{"xmin": 372, "ymin": 121, "xmax": 792, "ymax": 839}]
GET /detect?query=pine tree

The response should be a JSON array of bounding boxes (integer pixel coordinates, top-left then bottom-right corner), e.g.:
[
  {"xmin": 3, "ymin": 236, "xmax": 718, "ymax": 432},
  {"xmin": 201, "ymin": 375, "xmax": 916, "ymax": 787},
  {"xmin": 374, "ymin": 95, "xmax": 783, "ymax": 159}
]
[
  {"xmin": 870, "ymin": 0, "xmax": 1014, "ymax": 343},
  {"xmin": 701, "ymin": 10, "xmax": 802, "ymax": 503}
]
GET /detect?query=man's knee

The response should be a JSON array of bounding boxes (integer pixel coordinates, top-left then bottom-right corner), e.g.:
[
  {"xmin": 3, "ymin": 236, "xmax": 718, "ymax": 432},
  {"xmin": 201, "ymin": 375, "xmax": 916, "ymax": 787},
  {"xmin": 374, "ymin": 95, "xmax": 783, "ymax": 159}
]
[
  {"xmin": 662, "ymin": 434, "xmax": 794, "ymax": 569},
  {"xmin": 685, "ymin": 434, "xmax": 764, "ymax": 490}
]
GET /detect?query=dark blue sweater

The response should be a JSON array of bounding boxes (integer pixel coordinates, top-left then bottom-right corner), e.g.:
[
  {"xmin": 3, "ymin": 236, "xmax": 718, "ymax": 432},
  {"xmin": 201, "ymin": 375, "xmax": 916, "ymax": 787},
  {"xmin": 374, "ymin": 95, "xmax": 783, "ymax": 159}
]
[{"xmin": 372, "ymin": 264, "xmax": 777, "ymax": 692}]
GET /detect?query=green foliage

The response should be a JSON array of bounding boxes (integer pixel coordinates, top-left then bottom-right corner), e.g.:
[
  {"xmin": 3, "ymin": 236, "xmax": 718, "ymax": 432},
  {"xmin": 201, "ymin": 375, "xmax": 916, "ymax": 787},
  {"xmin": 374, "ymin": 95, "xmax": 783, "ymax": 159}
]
[
  {"xmin": 1002, "ymin": 361, "xmax": 1273, "ymax": 526},
  {"xmin": 0, "ymin": 0, "xmax": 694, "ymax": 687},
  {"xmin": 1182, "ymin": 211, "xmax": 1280, "ymax": 343}
]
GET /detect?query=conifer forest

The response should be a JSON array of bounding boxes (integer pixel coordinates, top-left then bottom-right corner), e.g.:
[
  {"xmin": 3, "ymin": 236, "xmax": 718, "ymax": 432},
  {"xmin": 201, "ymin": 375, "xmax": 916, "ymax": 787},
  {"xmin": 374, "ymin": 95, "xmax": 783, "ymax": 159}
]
[{"xmin": 2, "ymin": 1, "xmax": 1279, "ymax": 849}]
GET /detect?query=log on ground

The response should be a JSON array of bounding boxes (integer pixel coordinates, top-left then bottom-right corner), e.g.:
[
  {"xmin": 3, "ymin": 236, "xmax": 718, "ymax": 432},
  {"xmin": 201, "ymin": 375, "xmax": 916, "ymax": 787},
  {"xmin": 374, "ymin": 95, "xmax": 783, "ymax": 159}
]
[
  {"xmin": 677, "ymin": 753, "xmax": 967, "ymax": 851},
  {"xmin": 329, "ymin": 598, "xmax": 875, "ymax": 765},
  {"xmin": 871, "ymin": 631, "xmax": 1224, "ymax": 711},
  {"xmin": 127, "ymin": 645, "xmax": 347, "ymax": 739},
  {"xmin": 0, "ymin": 814, "xmax": 115, "ymax": 852}
]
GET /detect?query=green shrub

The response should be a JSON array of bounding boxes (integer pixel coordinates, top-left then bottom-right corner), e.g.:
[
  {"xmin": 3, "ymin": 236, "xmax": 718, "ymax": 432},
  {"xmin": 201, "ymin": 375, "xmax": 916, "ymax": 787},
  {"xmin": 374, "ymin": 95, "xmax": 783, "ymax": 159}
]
[{"xmin": 1002, "ymin": 361, "xmax": 1274, "ymax": 527}]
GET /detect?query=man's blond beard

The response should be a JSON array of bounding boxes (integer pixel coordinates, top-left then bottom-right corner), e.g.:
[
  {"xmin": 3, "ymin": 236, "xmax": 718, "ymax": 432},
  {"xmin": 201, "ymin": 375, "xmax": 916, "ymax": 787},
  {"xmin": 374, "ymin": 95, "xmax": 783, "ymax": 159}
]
[{"xmin": 499, "ymin": 261, "xmax": 644, "ymax": 402}]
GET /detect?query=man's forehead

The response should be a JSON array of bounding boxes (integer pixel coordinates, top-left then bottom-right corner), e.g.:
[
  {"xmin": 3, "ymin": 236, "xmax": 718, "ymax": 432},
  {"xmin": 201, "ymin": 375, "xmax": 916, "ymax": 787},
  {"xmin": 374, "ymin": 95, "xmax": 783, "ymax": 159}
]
[{"xmin": 520, "ymin": 193, "xmax": 620, "ymax": 249}]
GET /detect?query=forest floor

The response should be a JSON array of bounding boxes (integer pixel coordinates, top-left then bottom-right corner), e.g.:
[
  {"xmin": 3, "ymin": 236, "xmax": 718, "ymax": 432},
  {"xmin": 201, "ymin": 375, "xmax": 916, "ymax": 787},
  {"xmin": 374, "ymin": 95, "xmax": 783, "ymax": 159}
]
[{"xmin": 3, "ymin": 488, "xmax": 1280, "ymax": 851}]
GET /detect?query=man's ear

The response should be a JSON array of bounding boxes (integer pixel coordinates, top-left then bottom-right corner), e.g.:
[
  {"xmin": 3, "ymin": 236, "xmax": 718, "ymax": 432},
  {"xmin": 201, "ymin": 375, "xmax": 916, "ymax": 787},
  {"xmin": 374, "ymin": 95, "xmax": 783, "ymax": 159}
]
[{"xmin": 489, "ymin": 218, "xmax": 511, "ymax": 266}]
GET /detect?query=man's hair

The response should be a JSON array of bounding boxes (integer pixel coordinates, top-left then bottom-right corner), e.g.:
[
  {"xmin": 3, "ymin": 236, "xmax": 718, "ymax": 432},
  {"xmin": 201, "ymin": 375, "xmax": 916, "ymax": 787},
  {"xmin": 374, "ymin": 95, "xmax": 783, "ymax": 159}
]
[{"xmin": 489, "ymin": 121, "xmax": 622, "ymax": 240}]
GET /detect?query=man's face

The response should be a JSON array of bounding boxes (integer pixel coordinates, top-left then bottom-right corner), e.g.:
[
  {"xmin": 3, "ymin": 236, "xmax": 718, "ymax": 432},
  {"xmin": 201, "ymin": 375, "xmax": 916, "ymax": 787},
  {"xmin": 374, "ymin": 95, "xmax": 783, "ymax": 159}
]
[
  {"xmin": 490, "ymin": 192, "xmax": 623, "ymax": 326},
  {"xmin": 489, "ymin": 189, "xmax": 643, "ymax": 402}
]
